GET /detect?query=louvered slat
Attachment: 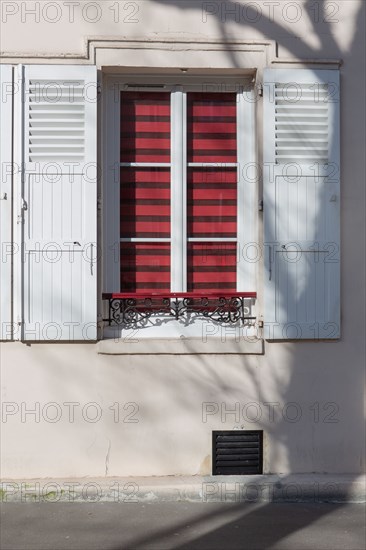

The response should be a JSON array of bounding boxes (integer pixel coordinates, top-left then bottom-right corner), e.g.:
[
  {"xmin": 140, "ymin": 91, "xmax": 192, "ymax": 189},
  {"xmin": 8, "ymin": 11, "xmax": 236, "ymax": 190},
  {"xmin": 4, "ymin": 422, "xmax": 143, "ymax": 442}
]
[
  {"xmin": 27, "ymin": 79, "xmax": 86, "ymax": 163},
  {"xmin": 213, "ymin": 431, "xmax": 263, "ymax": 475},
  {"xmin": 275, "ymin": 83, "xmax": 329, "ymax": 164}
]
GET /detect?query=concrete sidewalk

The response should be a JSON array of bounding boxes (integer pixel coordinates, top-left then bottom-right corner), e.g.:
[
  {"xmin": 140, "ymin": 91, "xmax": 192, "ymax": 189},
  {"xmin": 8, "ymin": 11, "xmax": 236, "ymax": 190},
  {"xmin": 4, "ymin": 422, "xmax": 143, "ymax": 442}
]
[{"xmin": 1, "ymin": 474, "xmax": 365, "ymax": 503}]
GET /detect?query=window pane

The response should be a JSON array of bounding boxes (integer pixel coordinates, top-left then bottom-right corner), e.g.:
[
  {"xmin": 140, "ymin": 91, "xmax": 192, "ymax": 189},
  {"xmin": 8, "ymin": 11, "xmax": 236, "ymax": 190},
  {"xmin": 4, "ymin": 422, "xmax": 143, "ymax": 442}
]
[
  {"xmin": 188, "ymin": 167, "xmax": 237, "ymax": 238},
  {"xmin": 120, "ymin": 92, "xmax": 171, "ymax": 163},
  {"xmin": 187, "ymin": 93, "xmax": 237, "ymax": 163},
  {"xmin": 121, "ymin": 243, "xmax": 170, "ymax": 293},
  {"xmin": 120, "ymin": 168, "xmax": 170, "ymax": 238},
  {"xmin": 188, "ymin": 243, "xmax": 237, "ymax": 292}
]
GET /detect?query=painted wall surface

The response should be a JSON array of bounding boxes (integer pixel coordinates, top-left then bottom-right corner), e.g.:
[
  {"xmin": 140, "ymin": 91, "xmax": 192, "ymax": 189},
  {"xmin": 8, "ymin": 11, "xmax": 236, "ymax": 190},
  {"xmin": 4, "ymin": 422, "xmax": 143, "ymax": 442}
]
[
  {"xmin": 1, "ymin": 340, "xmax": 365, "ymax": 477},
  {"xmin": 0, "ymin": 1, "xmax": 365, "ymax": 477}
]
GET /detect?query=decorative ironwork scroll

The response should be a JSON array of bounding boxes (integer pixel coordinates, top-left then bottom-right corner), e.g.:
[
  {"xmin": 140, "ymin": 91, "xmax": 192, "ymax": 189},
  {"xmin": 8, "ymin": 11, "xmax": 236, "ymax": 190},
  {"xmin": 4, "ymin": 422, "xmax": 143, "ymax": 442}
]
[{"xmin": 103, "ymin": 293, "xmax": 256, "ymax": 328}]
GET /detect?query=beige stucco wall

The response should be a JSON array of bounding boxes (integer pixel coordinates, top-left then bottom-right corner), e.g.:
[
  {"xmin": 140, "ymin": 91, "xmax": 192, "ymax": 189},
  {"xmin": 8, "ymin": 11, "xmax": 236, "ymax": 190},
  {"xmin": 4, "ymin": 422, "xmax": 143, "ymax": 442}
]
[
  {"xmin": 0, "ymin": 1, "xmax": 365, "ymax": 477},
  {"xmin": 1, "ymin": 339, "xmax": 365, "ymax": 477}
]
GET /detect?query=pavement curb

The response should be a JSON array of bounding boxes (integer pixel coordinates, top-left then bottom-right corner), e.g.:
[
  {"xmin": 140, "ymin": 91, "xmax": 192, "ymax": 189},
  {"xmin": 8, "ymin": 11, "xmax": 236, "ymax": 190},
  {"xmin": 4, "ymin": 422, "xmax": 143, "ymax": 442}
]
[{"xmin": 1, "ymin": 475, "xmax": 365, "ymax": 503}]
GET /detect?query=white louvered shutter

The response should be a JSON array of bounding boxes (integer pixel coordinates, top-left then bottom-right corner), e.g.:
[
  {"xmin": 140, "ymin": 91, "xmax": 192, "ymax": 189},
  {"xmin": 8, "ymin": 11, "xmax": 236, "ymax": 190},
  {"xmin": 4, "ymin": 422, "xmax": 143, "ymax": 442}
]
[
  {"xmin": 21, "ymin": 65, "xmax": 97, "ymax": 341},
  {"xmin": 0, "ymin": 65, "xmax": 13, "ymax": 340},
  {"xmin": 263, "ymin": 69, "xmax": 340, "ymax": 339}
]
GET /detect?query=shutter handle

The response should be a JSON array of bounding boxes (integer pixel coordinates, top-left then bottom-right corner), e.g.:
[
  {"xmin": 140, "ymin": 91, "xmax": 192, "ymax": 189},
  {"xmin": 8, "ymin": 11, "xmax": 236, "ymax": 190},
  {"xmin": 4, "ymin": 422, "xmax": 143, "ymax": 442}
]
[{"xmin": 269, "ymin": 245, "xmax": 272, "ymax": 281}]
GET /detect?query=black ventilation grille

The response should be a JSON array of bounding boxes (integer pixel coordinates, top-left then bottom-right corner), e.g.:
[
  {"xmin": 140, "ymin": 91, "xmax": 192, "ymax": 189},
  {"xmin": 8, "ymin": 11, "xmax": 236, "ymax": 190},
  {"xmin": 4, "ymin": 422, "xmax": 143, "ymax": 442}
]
[{"xmin": 212, "ymin": 430, "xmax": 263, "ymax": 475}]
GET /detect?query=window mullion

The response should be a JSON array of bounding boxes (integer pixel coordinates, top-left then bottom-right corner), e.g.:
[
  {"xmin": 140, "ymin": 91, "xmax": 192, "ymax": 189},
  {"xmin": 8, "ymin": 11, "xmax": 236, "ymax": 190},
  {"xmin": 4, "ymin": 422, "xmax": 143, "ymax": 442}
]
[
  {"xmin": 181, "ymin": 91, "xmax": 187, "ymax": 292},
  {"xmin": 171, "ymin": 87, "xmax": 186, "ymax": 292}
]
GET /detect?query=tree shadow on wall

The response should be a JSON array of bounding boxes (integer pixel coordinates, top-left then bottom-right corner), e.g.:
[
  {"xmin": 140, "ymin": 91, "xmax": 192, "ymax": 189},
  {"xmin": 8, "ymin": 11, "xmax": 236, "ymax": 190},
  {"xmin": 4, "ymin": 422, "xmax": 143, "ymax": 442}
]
[{"xmin": 108, "ymin": 0, "xmax": 365, "ymax": 549}]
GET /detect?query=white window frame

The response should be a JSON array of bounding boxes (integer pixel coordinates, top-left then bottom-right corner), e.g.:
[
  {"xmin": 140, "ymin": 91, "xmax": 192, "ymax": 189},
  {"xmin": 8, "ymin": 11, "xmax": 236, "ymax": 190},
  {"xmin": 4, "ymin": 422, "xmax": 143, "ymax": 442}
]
[{"xmin": 102, "ymin": 74, "xmax": 258, "ymax": 339}]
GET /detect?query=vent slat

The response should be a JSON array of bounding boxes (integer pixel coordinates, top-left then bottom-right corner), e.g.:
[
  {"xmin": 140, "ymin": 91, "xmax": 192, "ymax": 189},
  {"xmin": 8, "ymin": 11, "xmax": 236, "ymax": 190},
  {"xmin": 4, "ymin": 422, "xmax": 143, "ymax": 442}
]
[
  {"xmin": 28, "ymin": 155, "xmax": 85, "ymax": 161},
  {"xmin": 30, "ymin": 137, "xmax": 84, "ymax": 142},
  {"xmin": 276, "ymin": 139, "xmax": 328, "ymax": 144},
  {"xmin": 276, "ymin": 123, "xmax": 327, "ymax": 128},
  {"xmin": 215, "ymin": 466, "xmax": 261, "ymax": 475},
  {"xmin": 216, "ymin": 448, "xmax": 259, "ymax": 454},
  {"xmin": 275, "ymin": 103, "xmax": 328, "ymax": 108},
  {"xmin": 29, "ymin": 99, "xmax": 85, "ymax": 103},
  {"xmin": 29, "ymin": 131, "xmax": 84, "ymax": 135},
  {"xmin": 217, "ymin": 442, "xmax": 260, "ymax": 449},
  {"xmin": 29, "ymin": 111, "xmax": 85, "ymax": 116},
  {"xmin": 216, "ymin": 455, "xmax": 260, "ymax": 461},
  {"xmin": 276, "ymin": 113, "xmax": 328, "ymax": 117},
  {"xmin": 275, "ymin": 153, "xmax": 328, "ymax": 159},
  {"xmin": 275, "ymin": 130, "xmax": 328, "ymax": 135},
  {"xmin": 29, "ymin": 153, "xmax": 84, "ymax": 157},
  {"xmin": 216, "ymin": 460, "xmax": 260, "ymax": 467},
  {"xmin": 29, "ymin": 124, "xmax": 84, "ymax": 130},
  {"xmin": 217, "ymin": 435, "xmax": 259, "ymax": 442},
  {"xmin": 29, "ymin": 116, "xmax": 84, "ymax": 121}
]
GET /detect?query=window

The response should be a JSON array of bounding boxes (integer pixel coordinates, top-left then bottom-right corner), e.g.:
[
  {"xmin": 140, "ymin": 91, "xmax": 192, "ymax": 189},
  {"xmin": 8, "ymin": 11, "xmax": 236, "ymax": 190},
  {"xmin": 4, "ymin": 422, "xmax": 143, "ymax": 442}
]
[
  {"xmin": 120, "ymin": 90, "xmax": 246, "ymax": 293},
  {"xmin": 0, "ymin": 65, "xmax": 340, "ymax": 342},
  {"xmin": 103, "ymin": 76, "xmax": 258, "ymax": 336}
]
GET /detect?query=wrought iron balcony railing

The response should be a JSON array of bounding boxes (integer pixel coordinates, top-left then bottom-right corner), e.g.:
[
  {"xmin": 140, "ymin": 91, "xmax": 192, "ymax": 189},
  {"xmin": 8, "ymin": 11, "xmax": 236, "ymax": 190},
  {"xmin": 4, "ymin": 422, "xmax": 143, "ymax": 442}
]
[{"xmin": 103, "ymin": 292, "xmax": 256, "ymax": 328}]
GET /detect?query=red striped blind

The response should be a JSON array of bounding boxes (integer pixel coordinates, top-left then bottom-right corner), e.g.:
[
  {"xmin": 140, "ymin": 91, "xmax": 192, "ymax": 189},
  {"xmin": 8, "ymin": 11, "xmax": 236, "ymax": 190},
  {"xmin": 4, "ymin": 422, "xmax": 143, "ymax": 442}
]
[
  {"xmin": 187, "ymin": 243, "xmax": 237, "ymax": 292},
  {"xmin": 119, "ymin": 91, "xmax": 239, "ymax": 294},
  {"xmin": 121, "ymin": 92, "xmax": 171, "ymax": 163},
  {"xmin": 187, "ymin": 93, "xmax": 237, "ymax": 163},
  {"xmin": 187, "ymin": 167, "xmax": 237, "ymax": 238},
  {"xmin": 187, "ymin": 93, "xmax": 238, "ymax": 292},
  {"xmin": 120, "ymin": 243, "xmax": 170, "ymax": 293},
  {"xmin": 120, "ymin": 168, "xmax": 170, "ymax": 239},
  {"xmin": 120, "ymin": 92, "xmax": 171, "ymax": 292}
]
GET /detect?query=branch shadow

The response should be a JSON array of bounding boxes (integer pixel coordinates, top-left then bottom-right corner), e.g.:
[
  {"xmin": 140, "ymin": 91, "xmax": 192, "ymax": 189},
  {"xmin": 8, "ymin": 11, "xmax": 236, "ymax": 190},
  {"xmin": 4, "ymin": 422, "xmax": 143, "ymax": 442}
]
[{"xmin": 99, "ymin": 0, "xmax": 365, "ymax": 548}]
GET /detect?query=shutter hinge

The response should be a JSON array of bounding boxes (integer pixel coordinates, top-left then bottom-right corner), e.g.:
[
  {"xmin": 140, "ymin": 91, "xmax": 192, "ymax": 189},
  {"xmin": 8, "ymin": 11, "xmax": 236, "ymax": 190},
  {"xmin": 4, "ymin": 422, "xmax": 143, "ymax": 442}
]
[
  {"xmin": 258, "ymin": 83, "xmax": 263, "ymax": 97},
  {"xmin": 258, "ymin": 199, "xmax": 263, "ymax": 211},
  {"xmin": 97, "ymin": 196, "xmax": 102, "ymax": 211}
]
